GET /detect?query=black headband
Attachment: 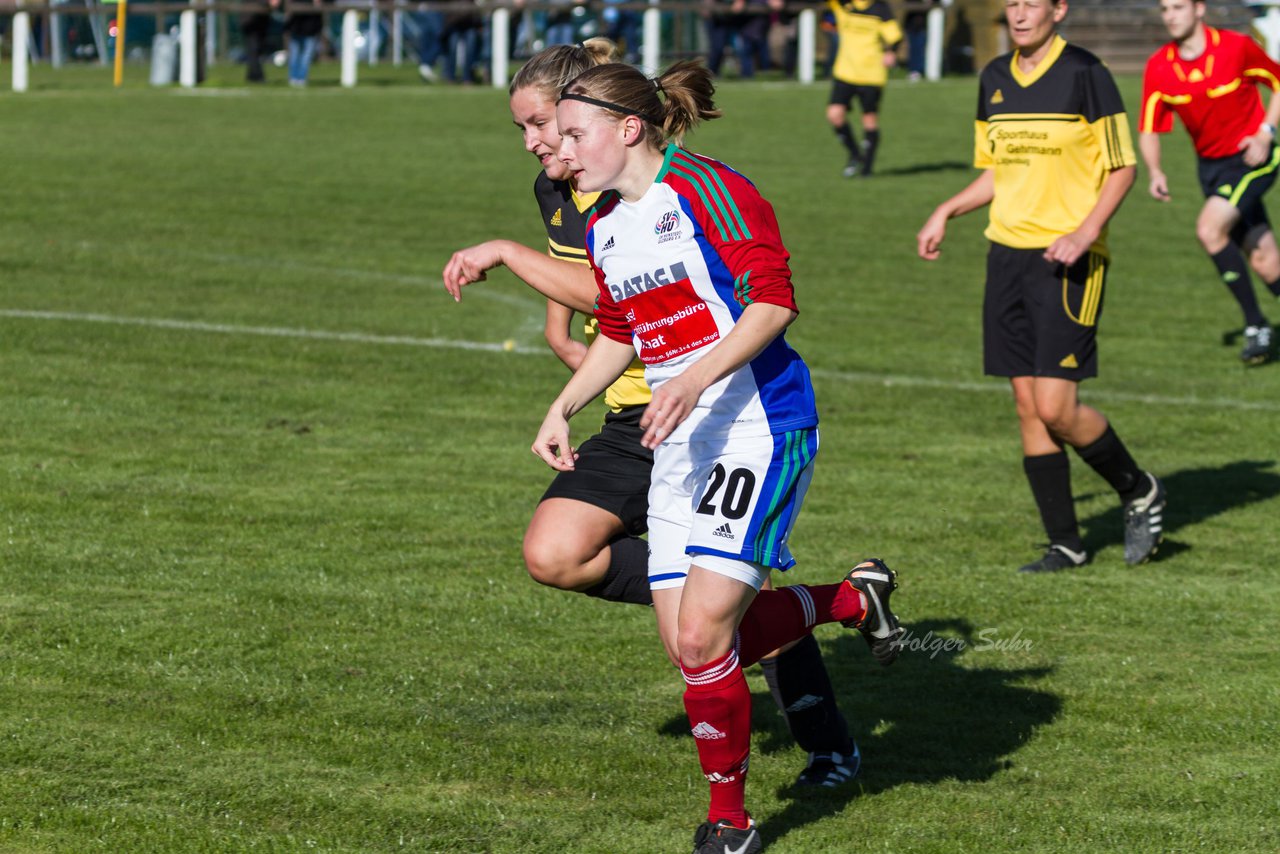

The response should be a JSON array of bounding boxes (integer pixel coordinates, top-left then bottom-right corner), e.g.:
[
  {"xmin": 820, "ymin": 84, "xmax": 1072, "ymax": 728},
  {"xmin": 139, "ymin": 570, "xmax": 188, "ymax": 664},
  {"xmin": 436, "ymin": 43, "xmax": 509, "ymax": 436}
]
[{"xmin": 557, "ymin": 91, "xmax": 661, "ymax": 126}]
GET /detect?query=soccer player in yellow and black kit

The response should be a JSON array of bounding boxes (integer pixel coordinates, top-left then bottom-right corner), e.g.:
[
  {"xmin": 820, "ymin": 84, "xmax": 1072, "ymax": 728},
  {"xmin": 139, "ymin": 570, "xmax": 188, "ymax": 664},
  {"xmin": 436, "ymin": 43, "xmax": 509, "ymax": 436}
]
[
  {"xmin": 916, "ymin": 0, "xmax": 1166, "ymax": 574},
  {"xmin": 442, "ymin": 42, "xmax": 864, "ymax": 788},
  {"xmin": 1139, "ymin": 0, "xmax": 1280, "ymax": 364},
  {"xmin": 826, "ymin": 0, "xmax": 901, "ymax": 177}
]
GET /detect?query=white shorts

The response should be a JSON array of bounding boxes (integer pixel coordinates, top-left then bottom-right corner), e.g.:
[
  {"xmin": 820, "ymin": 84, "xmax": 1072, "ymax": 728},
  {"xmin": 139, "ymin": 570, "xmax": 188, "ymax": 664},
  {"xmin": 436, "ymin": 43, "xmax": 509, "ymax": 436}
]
[{"xmin": 647, "ymin": 428, "xmax": 819, "ymax": 592}]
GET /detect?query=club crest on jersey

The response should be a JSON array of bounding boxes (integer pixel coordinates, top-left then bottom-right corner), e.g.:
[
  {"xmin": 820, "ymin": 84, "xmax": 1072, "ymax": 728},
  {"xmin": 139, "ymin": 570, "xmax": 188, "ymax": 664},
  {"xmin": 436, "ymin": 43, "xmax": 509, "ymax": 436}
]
[
  {"xmin": 654, "ymin": 210, "xmax": 682, "ymax": 243},
  {"xmin": 608, "ymin": 261, "xmax": 689, "ymax": 302}
]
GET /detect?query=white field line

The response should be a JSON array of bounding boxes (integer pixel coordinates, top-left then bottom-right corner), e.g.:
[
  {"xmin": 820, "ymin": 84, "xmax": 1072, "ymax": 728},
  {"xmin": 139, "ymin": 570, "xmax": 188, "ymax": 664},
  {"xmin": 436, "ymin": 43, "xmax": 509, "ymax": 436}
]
[
  {"xmin": 0, "ymin": 309, "xmax": 548, "ymax": 355},
  {"xmin": 63, "ymin": 241, "xmax": 544, "ymax": 313},
  {"xmin": 3, "ymin": 308, "xmax": 1278, "ymax": 413}
]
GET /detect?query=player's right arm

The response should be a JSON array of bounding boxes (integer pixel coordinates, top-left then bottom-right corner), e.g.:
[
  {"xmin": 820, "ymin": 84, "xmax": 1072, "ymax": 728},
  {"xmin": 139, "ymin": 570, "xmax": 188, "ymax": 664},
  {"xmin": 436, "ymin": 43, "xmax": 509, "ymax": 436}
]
[
  {"xmin": 916, "ymin": 170, "xmax": 995, "ymax": 261},
  {"xmin": 1138, "ymin": 57, "xmax": 1174, "ymax": 202},
  {"xmin": 441, "ymin": 239, "xmax": 597, "ymax": 313},
  {"xmin": 1138, "ymin": 132, "xmax": 1171, "ymax": 202}
]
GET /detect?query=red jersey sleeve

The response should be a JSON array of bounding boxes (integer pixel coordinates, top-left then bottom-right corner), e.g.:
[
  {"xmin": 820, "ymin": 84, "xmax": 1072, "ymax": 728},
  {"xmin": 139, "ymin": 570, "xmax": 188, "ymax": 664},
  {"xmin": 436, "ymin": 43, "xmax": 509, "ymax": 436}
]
[
  {"xmin": 1242, "ymin": 33, "xmax": 1280, "ymax": 92},
  {"xmin": 1140, "ymin": 51, "xmax": 1175, "ymax": 135},
  {"xmin": 665, "ymin": 150, "xmax": 798, "ymax": 313}
]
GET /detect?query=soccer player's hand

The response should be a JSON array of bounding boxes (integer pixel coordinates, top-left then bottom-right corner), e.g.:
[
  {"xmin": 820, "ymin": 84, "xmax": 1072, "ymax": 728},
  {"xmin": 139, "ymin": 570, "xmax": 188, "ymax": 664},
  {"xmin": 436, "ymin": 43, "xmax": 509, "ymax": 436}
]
[
  {"xmin": 640, "ymin": 376, "xmax": 699, "ymax": 450},
  {"xmin": 1149, "ymin": 172, "xmax": 1171, "ymax": 202},
  {"xmin": 1044, "ymin": 230, "xmax": 1093, "ymax": 267},
  {"xmin": 916, "ymin": 213, "xmax": 948, "ymax": 260},
  {"xmin": 1239, "ymin": 132, "xmax": 1271, "ymax": 167},
  {"xmin": 442, "ymin": 241, "xmax": 504, "ymax": 302},
  {"xmin": 532, "ymin": 411, "xmax": 578, "ymax": 471}
]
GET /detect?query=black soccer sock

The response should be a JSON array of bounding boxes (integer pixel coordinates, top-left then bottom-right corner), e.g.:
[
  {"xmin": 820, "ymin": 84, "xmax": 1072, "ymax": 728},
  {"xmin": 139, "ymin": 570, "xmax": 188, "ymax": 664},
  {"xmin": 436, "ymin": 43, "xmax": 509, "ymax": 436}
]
[
  {"xmin": 862, "ymin": 128, "xmax": 881, "ymax": 174},
  {"xmin": 1074, "ymin": 424, "xmax": 1146, "ymax": 504},
  {"xmin": 1023, "ymin": 452, "xmax": 1083, "ymax": 551},
  {"xmin": 834, "ymin": 123, "xmax": 860, "ymax": 158},
  {"xmin": 1209, "ymin": 245, "xmax": 1268, "ymax": 327},
  {"xmin": 1267, "ymin": 276, "xmax": 1280, "ymax": 299},
  {"xmin": 758, "ymin": 634, "xmax": 852, "ymax": 754},
  {"xmin": 581, "ymin": 535, "xmax": 652, "ymax": 606}
]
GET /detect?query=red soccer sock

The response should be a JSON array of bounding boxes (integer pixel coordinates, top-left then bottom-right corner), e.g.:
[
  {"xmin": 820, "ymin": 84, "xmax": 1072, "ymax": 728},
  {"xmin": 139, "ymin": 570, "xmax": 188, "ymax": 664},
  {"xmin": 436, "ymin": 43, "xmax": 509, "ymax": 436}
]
[
  {"xmin": 682, "ymin": 649, "xmax": 752, "ymax": 827},
  {"xmin": 735, "ymin": 583, "xmax": 867, "ymax": 667}
]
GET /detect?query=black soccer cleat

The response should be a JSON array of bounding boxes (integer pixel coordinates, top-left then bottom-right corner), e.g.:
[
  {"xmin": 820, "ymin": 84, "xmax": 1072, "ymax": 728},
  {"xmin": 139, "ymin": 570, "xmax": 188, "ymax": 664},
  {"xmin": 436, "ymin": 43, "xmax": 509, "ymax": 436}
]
[
  {"xmin": 842, "ymin": 156, "xmax": 861, "ymax": 178},
  {"xmin": 1018, "ymin": 543, "xmax": 1088, "ymax": 574},
  {"xmin": 795, "ymin": 742, "xmax": 860, "ymax": 787},
  {"xmin": 1241, "ymin": 324, "xmax": 1273, "ymax": 365},
  {"xmin": 841, "ymin": 558, "xmax": 904, "ymax": 666},
  {"xmin": 692, "ymin": 817, "xmax": 762, "ymax": 854},
  {"xmin": 1123, "ymin": 472, "xmax": 1166, "ymax": 565}
]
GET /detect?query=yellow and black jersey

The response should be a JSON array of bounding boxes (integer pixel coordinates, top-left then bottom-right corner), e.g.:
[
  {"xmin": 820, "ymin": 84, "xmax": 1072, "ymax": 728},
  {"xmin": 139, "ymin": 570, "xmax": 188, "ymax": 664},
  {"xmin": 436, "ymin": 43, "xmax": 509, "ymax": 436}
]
[
  {"xmin": 975, "ymin": 36, "xmax": 1136, "ymax": 254},
  {"xmin": 533, "ymin": 172, "xmax": 650, "ymax": 411},
  {"xmin": 828, "ymin": 0, "xmax": 902, "ymax": 87}
]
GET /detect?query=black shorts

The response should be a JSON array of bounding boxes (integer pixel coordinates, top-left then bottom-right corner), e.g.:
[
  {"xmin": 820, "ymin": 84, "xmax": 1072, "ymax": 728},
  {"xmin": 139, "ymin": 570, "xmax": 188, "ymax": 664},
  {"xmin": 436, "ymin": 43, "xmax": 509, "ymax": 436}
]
[
  {"xmin": 1198, "ymin": 147, "xmax": 1280, "ymax": 239},
  {"xmin": 828, "ymin": 80, "xmax": 882, "ymax": 114},
  {"xmin": 983, "ymin": 243, "xmax": 1108, "ymax": 381},
  {"xmin": 540, "ymin": 405, "xmax": 653, "ymax": 536}
]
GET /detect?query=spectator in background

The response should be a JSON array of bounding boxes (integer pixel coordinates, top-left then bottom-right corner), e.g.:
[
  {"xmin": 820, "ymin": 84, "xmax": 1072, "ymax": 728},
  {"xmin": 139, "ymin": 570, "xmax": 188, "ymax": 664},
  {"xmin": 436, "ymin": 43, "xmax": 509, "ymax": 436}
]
[
  {"xmin": 819, "ymin": 9, "xmax": 838, "ymax": 78},
  {"xmin": 703, "ymin": 0, "xmax": 741, "ymax": 77},
  {"xmin": 285, "ymin": 0, "xmax": 323, "ymax": 87},
  {"xmin": 414, "ymin": 7, "xmax": 444, "ymax": 82},
  {"xmin": 545, "ymin": 0, "xmax": 577, "ymax": 46},
  {"xmin": 903, "ymin": 2, "xmax": 934, "ymax": 82},
  {"xmin": 736, "ymin": 0, "xmax": 774, "ymax": 77},
  {"xmin": 602, "ymin": 0, "xmax": 642, "ymax": 63},
  {"xmin": 769, "ymin": 0, "xmax": 799, "ymax": 76},
  {"xmin": 441, "ymin": 0, "xmax": 484, "ymax": 84},
  {"xmin": 240, "ymin": 0, "xmax": 275, "ymax": 83}
]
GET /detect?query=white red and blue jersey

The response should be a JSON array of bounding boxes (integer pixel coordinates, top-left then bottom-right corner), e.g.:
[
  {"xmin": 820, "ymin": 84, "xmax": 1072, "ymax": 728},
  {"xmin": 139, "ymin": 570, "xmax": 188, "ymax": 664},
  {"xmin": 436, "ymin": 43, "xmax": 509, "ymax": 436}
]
[{"xmin": 586, "ymin": 145, "xmax": 818, "ymax": 443}]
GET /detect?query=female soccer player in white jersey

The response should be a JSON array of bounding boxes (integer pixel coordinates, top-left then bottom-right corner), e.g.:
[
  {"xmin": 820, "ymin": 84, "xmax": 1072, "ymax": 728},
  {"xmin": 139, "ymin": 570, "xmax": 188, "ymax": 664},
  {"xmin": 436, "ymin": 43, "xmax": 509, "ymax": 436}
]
[
  {"xmin": 534, "ymin": 60, "xmax": 905, "ymax": 854},
  {"xmin": 443, "ymin": 43, "xmax": 876, "ymax": 794}
]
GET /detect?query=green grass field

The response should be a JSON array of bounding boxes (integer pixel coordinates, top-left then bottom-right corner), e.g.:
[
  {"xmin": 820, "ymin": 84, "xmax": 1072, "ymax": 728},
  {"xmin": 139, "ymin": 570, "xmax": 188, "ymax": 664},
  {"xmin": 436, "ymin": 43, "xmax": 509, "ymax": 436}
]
[{"xmin": 2, "ymin": 61, "xmax": 1278, "ymax": 853}]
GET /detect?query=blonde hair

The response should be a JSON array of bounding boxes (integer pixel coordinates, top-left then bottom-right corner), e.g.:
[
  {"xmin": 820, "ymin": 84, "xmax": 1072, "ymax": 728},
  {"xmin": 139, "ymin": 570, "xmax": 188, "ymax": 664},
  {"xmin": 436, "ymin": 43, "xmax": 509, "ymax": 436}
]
[
  {"xmin": 559, "ymin": 59, "xmax": 721, "ymax": 148},
  {"xmin": 509, "ymin": 38, "xmax": 619, "ymax": 99}
]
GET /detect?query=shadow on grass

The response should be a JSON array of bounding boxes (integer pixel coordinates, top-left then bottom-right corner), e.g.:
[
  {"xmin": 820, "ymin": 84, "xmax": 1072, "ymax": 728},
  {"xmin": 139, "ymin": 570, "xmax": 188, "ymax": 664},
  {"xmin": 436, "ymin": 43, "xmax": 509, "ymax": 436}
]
[
  {"xmin": 1077, "ymin": 459, "xmax": 1280, "ymax": 559},
  {"xmin": 656, "ymin": 618, "xmax": 1060, "ymax": 842},
  {"xmin": 871, "ymin": 160, "xmax": 973, "ymax": 177}
]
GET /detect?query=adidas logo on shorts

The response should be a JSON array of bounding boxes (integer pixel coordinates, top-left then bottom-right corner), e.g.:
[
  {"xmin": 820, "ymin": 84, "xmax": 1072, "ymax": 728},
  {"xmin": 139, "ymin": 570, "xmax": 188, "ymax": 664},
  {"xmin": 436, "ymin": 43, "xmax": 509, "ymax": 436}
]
[{"xmin": 712, "ymin": 523, "xmax": 735, "ymax": 540}]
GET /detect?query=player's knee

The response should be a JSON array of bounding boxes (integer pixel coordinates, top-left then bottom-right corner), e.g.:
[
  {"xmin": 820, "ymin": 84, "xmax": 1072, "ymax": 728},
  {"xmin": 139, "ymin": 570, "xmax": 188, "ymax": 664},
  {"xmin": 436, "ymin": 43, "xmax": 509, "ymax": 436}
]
[
  {"xmin": 1195, "ymin": 218, "xmax": 1229, "ymax": 253},
  {"xmin": 521, "ymin": 536, "xmax": 580, "ymax": 589},
  {"xmin": 675, "ymin": 624, "xmax": 731, "ymax": 670},
  {"xmin": 1013, "ymin": 392, "xmax": 1040, "ymax": 425},
  {"xmin": 1034, "ymin": 400, "xmax": 1075, "ymax": 437}
]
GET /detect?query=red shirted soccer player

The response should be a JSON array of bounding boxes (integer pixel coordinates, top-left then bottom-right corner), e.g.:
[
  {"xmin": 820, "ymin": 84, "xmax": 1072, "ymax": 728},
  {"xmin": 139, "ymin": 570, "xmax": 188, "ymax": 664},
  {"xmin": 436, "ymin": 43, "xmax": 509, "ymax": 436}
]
[{"xmin": 1139, "ymin": 0, "xmax": 1280, "ymax": 364}]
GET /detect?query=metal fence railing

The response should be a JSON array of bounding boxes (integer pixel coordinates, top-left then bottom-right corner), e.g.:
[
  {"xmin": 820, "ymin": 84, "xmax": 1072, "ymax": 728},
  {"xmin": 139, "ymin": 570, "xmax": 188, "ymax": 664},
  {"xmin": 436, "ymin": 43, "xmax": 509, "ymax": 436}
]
[{"xmin": 1, "ymin": 0, "xmax": 950, "ymax": 92}]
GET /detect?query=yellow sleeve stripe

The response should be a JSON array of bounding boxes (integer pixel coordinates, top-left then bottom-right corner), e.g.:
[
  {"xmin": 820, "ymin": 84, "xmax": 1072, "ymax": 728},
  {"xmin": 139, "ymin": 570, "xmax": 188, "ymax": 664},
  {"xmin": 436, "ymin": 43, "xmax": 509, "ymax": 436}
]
[
  {"xmin": 548, "ymin": 238, "xmax": 589, "ymax": 264},
  {"xmin": 1141, "ymin": 90, "xmax": 1165, "ymax": 133},
  {"xmin": 1245, "ymin": 67, "xmax": 1280, "ymax": 92},
  {"xmin": 1093, "ymin": 113, "xmax": 1136, "ymax": 170}
]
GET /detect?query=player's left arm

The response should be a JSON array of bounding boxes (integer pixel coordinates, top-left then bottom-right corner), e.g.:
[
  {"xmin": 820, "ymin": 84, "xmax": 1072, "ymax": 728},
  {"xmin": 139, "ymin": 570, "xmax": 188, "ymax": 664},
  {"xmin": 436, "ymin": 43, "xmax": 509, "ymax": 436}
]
[
  {"xmin": 1239, "ymin": 36, "xmax": 1280, "ymax": 166},
  {"xmin": 880, "ymin": 14, "xmax": 903, "ymax": 67},
  {"xmin": 1046, "ymin": 66, "xmax": 1138, "ymax": 265},
  {"xmin": 1044, "ymin": 164, "xmax": 1135, "ymax": 266},
  {"xmin": 543, "ymin": 300, "xmax": 587, "ymax": 370}
]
